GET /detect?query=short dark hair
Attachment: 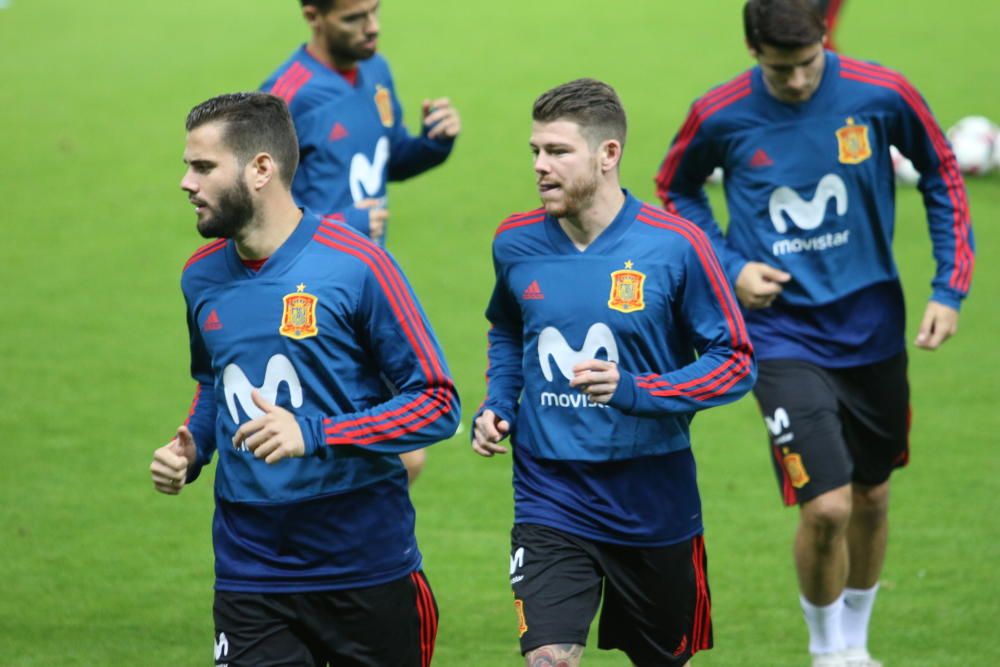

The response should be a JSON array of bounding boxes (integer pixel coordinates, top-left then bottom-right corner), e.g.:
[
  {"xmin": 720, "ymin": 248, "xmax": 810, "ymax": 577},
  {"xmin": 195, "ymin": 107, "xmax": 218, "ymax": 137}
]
[
  {"xmin": 743, "ymin": 0, "xmax": 825, "ymax": 51},
  {"xmin": 532, "ymin": 78, "xmax": 627, "ymax": 151},
  {"xmin": 300, "ymin": 0, "xmax": 336, "ymax": 11},
  {"xmin": 185, "ymin": 92, "xmax": 299, "ymax": 187}
]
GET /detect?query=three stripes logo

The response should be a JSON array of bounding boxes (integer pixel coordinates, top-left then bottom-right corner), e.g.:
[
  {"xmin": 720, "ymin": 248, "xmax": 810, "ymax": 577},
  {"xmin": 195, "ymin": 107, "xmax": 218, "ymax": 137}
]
[
  {"xmin": 522, "ymin": 281, "xmax": 544, "ymax": 300},
  {"xmin": 202, "ymin": 309, "xmax": 223, "ymax": 332}
]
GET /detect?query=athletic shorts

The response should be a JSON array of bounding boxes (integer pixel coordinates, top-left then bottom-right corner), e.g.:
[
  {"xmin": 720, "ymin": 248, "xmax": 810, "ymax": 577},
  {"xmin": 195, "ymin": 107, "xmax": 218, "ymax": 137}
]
[
  {"xmin": 509, "ymin": 523, "xmax": 712, "ymax": 665},
  {"xmin": 753, "ymin": 352, "xmax": 910, "ymax": 506},
  {"xmin": 212, "ymin": 571, "xmax": 437, "ymax": 667}
]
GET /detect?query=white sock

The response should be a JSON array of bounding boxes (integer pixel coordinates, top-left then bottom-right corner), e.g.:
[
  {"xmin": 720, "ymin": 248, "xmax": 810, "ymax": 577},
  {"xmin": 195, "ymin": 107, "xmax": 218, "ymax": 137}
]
[
  {"xmin": 842, "ymin": 584, "xmax": 879, "ymax": 652},
  {"xmin": 800, "ymin": 593, "xmax": 846, "ymax": 655}
]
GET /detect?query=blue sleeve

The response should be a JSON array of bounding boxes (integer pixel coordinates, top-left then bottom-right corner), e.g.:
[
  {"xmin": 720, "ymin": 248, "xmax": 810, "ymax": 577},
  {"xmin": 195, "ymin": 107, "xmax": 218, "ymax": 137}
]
[
  {"xmin": 655, "ymin": 105, "xmax": 749, "ymax": 285},
  {"xmin": 889, "ymin": 83, "xmax": 975, "ymax": 308},
  {"xmin": 294, "ymin": 251, "xmax": 460, "ymax": 455},
  {"xmin": 608, "ymin": 232, "xmax": 756, "ymax": 416},
  {"xmin": 384, "ymin": 75, "xmax": 454, "ymax": 182},
  {"xmin": 183, "ymin": 305, "xmax": 218, "ymax": 484},
  {"xmin": 474, "ymin": 246, "xmax": 524, "ymax": 427}
]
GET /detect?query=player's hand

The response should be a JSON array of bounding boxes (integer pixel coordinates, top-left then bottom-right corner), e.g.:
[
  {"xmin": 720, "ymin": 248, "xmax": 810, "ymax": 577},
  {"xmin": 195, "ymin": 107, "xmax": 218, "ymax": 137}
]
[
  {"xmin": 356, "ymin": 198, "xmax": 388, "ymax": 242},
  {"xmin": 472, "ymin": 409, "xmax": 510, "ymax": 457},
  {"xmin": 915, "ymin": 301, "xmax": 959, "ymax": 350},
  {"xmin": 569, "ymin": 360, "xmax": 620, "ymax": 404},
  {"xmin": 150, "ymin": 425, "xmax": 196, "ymax": 495},
  {"xmin": 422, "ymin": 98, "xmax": 461, "ymax": 140},
  {"xmin": 735, "ymin": 262, "xmax": 791, "ymax": 309},
  {"xmin": 232, "ymin": 391, "xmax": 306, "ymax": 464}
]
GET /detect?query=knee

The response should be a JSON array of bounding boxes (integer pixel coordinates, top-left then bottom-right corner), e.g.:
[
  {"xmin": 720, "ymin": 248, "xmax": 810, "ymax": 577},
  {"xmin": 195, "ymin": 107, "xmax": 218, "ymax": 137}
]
[
  {"xmin": 852, "ymin": 481, "xmax": 890, "ymax": 520},
  {"xmin": 801, "ymin": 487, "xmax": 852, "ymax": 543}
]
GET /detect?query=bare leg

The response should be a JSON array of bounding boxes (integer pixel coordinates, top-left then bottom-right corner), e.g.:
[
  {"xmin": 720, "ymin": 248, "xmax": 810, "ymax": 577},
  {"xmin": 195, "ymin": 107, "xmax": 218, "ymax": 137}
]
[
  {"xmin": 846, "ymin": 481, "xmax": 890, "ymax": 589},
  {"xmin": 796, "ymin": 484, "xmax": 852, "ymax": 604},
  {"xmin": 525, "ymin": 644, "xmax": 585, "ymax": 667}
]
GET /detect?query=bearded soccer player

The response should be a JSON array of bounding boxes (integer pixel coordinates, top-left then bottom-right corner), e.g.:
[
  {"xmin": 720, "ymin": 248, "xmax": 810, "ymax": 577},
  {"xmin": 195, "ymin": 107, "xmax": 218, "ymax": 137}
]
[
  {"xmin": 149, "ymin": 92, "xmax": 458, "ymax": 666},
  {"xmin": 473, "ymin": 79, "xmax": 756, "ymax": 667},
  {"xmin": 654, "ymin": 1, "xmax": 974, "ymax": 665},
  {"xmin": 261, "ymin": 0, "xmax": 460, "ymax": 246},
  {"xmin": 262, "ymin": 0, "xmax": 460, "ymax": 482}
]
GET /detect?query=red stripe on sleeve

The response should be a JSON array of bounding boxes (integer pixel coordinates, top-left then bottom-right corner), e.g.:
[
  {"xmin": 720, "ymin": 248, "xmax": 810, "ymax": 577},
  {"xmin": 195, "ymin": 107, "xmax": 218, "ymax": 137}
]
[
  {"xmin": 840, "ymin": 58, "xmax": 974, "ymax": 293},
  {"xmin": 311, "ymin": 226, "xmax": 454, "ymax": 445},
  {"xmin": 655, "ymin": 73, "xmax": 752, "ymax": 208}
]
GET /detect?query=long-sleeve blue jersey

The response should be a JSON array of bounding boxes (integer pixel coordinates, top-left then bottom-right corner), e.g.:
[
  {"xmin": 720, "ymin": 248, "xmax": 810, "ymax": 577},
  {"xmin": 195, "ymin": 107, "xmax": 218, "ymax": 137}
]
[
  {"xmin": 180, "ymin": 212, "xmax": 460, "ymax": 593},
  {"xmin": 479, "ymin": 193, "xmax": 755, "ymax": 545},
  {"xmin": 656, "ymin": 52, "xmax": 974, "ymax": 366},
  {"xmin": 262, "ymin": 48, "xmax": 454, "ymax": 240}
]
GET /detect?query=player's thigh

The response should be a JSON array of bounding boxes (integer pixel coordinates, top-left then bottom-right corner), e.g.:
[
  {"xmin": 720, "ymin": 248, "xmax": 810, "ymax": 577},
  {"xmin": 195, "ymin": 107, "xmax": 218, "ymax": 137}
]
[
  {"xmin": 510, "ymin": 523, "xmax": 603, "ymax": 655},
  {"xmin": 299, "ymin": 571, "xmax": 437, "ymax": 667},
  {"xmin": 213, "ymin": 591, "xmax": 318, "ymax": 667},
  {"xmin": 754, "ymin": 359, "xmax": 851, "ymax": 506},
  {"xmin": 832, "ymin": 351, "xmax": 910, "ymax": 485},
  {"xmin": 597, "ymin": 535, "xmax": 712, "ymax": 666}
]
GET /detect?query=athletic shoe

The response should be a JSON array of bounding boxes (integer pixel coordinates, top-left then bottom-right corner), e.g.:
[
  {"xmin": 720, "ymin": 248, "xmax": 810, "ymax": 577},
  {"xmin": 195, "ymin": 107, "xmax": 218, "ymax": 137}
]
[
  {"xmin": 811, "ymin": 653, "xmax": 847, "ymax": 667},
  {"xmin": 843, "ymin": 648, "xmax": 883, "ymax": 667}
]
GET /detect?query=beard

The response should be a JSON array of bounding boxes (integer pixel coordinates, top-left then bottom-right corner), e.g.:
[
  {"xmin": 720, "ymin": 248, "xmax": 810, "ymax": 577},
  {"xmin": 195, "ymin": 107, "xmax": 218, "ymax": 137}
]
[
  {"xmin": 541, "ymin": 166, "xmax": 600, "ymax": 219},
  {"xmin": 324, "ymin": 34, "xmax": 377, "ymax": 64},
  {"xmin": 197, "ymin": 177, "xmax": 254, "ymax": 239}
]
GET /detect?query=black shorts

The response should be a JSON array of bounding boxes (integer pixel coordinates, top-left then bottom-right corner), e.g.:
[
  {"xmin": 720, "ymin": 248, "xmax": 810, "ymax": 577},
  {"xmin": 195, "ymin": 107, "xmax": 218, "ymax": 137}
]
[
  {"xmin": 509, "ymin": 523, "xmax": 712, "ymax": 666},
  {"xmin": 753, "ymin": 352, "xmax": 910, "ymax": 506},
  {"xmin": 212, "ymin": 571, "xmax": 437, "ymax": 667}
]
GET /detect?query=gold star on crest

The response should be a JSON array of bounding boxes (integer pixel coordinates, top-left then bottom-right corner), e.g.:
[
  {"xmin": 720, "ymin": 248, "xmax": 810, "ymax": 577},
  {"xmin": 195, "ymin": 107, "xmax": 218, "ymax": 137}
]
[
  {"xmin": 624, "ymin": 260, "xmax": 634, "ymax": 270},
  {"xmin": 296, "ymin": 283, "xmax": 306, "ymax": 292}
]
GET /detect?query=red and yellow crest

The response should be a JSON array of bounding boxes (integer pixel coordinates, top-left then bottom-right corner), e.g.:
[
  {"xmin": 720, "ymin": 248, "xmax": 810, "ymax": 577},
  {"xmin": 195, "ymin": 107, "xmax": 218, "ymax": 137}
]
[
  {"xmin": 608, "ymin": 260, "xmax": 646, "ymax": 313},
  {"xmin": 782, "ymin": 449, "xmax": 810, "ymax": 489},
  {"xmin": 513, "ymin": 597, "xmax": 528, "ymax": 638},
  {"xmin": 279, "ymin": 283, "xmax": 319, "ymax": 340},
  {"xmin": 374, "ymin": 85, "xmax": 394, "ymax": 127},
  {"xmin": 836, "ymin": 117, "xmax": 872, "ymax": 164}
]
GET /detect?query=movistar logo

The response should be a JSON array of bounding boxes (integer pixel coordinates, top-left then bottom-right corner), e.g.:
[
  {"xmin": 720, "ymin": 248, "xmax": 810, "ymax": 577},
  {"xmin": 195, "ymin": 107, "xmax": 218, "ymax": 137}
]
[
  {"xmin": 537, "ymin": 323, "xmax": 619, "ymax": 382},
  {"xmin": 214, "ymin": 632, "xmax": 229, "ymax": 662},
  {"xmin": 769, "ymin": 173, "xmax": 848, "ymax": 233},
  {"xmin": 765, "ymin": 407, "xmax": 795, "ymax": 445},
  {"xmin": 349, "ymin": 136, "xmax": 389, "ymax": 202},
  {"xmin": 222, "ymin": 354, "xmax": 303, "ymax": 425}
]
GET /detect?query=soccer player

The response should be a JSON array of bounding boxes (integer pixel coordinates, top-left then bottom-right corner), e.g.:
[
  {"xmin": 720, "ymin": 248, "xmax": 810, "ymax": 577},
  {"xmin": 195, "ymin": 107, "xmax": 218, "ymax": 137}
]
[
  {"xmin": 262, "ymin": 0, "xmax": 461, "ymax": 483},
  {"xmin": 654, "ymin": 2, "xmax": 974, "ymax": 666},
  {"xmin": 473, "ymin": 79, "xmax": 756, "ymax": 667},
  {"xmin": 261, "ymin": 0, "xmax": 460, "ymax": 247},
  {"xmin": 149, "ymin": 92, "xmax": 459, "ymax": 666}
]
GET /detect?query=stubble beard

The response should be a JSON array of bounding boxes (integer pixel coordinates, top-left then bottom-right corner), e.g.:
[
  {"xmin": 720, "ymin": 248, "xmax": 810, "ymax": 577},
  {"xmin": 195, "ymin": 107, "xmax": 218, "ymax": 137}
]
[{"xmin": 197, "ymin": 177, "xmax": 255, "ymax": 240}]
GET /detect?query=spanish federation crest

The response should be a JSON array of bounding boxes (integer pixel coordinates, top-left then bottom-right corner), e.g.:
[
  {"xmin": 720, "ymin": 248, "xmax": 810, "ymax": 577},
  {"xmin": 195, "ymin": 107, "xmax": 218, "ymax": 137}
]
[
  {"xmin": 608, "ymin": 260, "xmax": 646, "ymax": 313},
  {"xmin": 374, "ymin": 85, "xmax": 394, "ymax": 127},
  {"xmin": 782, "ymin": 448, "xmax": 810, "ymax": 489},
  {"xmin": 836, "ymin": 117, "xmax": 872, "ymax": 164},
  {"xmin": 279, "ymin": 283, "xmax": 319, "ymax": 340}
]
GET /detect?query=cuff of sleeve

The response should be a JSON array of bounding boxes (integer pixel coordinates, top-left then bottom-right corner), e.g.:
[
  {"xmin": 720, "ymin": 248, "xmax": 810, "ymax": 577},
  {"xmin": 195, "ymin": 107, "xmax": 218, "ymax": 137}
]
[
  {"xmin": 607, "ymin": 367, "xmax": 638, "ymax": 414},
  {"xmin": 930, "ymin": 291, "xmax": 963, "ymax": 311},
  {"xmin": 472, "ymin": 404, "xmax": 516, "ymax": 440},
  {"xmin": 344, "ymin": 207, "xmax": 371, "ymax": 236},
  {"xmin": 725, "ymin": 257, "xmax": 748, "ymax": 288},
  {"xmin": 295, "ymin": 416, "xmax": 324, "ymax": 456},
  {"xmin": 185, "ymin": 461, "xmax": 204, "ymax": 485}
]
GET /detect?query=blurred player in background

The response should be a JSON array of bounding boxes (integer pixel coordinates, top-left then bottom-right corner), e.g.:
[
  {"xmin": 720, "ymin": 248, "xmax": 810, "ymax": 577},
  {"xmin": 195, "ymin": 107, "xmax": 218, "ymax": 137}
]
[
  {"xmin": 262, "ymin": 0, "xmax": 462, "ymax": 481},
  {"xmin": 151, "ymin": 92, "xmax": 459, "ymax": 666},
  {"xmin": 474, "ymin": 78, "xmax": 756, "ymax": 666},
  {"xmin": 654, "ymin": 1, "xmax": 974, "ymax": 665}
]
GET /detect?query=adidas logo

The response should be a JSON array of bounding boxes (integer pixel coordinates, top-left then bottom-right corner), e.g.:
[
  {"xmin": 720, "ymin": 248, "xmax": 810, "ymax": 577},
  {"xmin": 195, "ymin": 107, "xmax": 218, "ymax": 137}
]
[
  {"xmin": 203, "ymin": 309, "xmax": 223, "ymax": 331},
  {"xmin": 750, "ymin": 148, "xmax": 774, "ymax": 168},
  {"xmin": 522, "ymin": 281, "xmax": 544, "ymax": 300},
  {"xmin": 328, "ymin": 122, "xmax": 349, "ymax": 141}
]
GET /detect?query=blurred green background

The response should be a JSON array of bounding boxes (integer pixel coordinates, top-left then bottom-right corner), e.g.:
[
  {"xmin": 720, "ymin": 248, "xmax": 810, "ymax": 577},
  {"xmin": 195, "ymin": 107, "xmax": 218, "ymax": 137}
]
[{"xmin": 1, "ymin": 0, "xmax": 996, "ymax": 664}]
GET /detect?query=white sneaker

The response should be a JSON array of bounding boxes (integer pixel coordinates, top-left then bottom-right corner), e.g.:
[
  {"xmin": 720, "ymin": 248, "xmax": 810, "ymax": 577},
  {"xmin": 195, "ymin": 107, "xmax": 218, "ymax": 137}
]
[
  {"xmin": 811, "ymin": 653, "xmax": 847, "ymax": 667},
  {"xmin": 842, "ymin": 648, "xmax": 883, "ymax": 667}
]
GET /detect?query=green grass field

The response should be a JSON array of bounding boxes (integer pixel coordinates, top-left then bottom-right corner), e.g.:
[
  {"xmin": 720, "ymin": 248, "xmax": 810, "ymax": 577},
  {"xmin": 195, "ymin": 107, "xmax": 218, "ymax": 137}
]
[{"xmin": 1, "ymin": 1, "xmax": 997, "ymax": 664}]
